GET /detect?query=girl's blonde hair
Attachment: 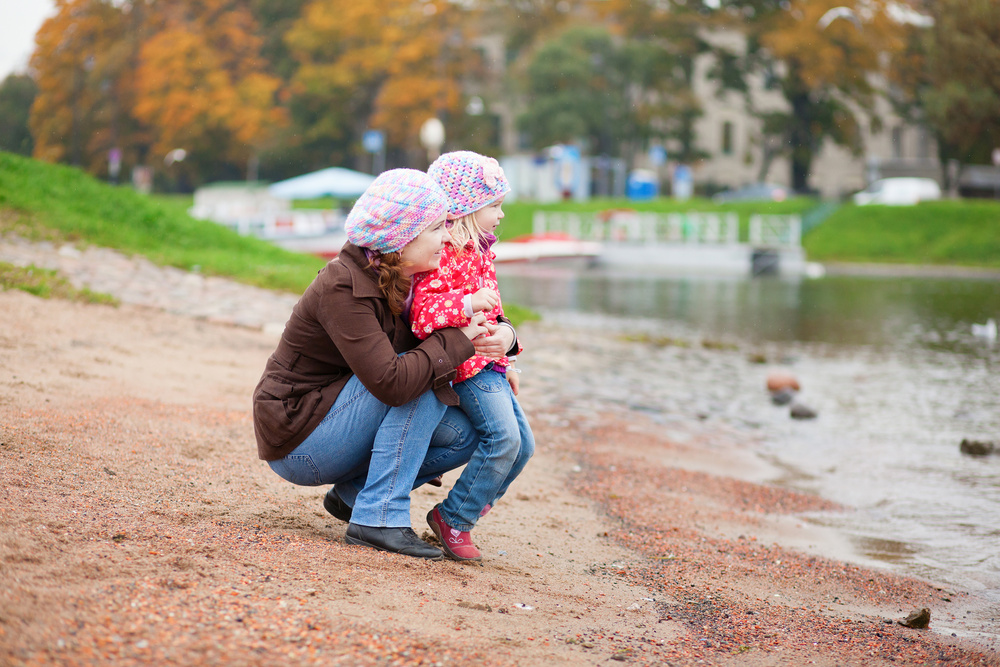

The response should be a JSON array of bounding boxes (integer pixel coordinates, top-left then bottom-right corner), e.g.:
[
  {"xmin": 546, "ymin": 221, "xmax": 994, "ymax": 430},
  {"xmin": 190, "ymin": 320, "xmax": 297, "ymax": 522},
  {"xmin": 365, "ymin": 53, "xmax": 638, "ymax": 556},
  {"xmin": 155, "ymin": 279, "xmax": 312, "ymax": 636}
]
[{"xmin": 447, "ymin": 210, "xmax": 486, "ymax": 255}]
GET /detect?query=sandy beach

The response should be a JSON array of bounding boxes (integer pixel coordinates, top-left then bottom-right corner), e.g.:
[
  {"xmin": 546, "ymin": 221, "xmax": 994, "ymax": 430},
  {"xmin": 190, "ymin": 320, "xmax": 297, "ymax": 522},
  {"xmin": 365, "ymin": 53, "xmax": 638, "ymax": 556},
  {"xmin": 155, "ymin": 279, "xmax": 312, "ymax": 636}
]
[{"xmin": 1, "ymin": 239, "xmax": 998, "ymax": 666}]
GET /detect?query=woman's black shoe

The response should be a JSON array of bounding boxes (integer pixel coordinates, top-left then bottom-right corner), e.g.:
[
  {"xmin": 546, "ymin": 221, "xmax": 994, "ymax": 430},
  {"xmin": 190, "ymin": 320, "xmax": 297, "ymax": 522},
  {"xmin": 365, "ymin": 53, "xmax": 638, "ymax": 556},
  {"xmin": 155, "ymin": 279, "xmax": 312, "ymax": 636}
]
[
  {"xmin": 323, "ymin": 487, "xmax": 353, "ymax": 523},
  {"xmin": 345, "ymin": 524, "xmax": 443, "ymax": 560}
]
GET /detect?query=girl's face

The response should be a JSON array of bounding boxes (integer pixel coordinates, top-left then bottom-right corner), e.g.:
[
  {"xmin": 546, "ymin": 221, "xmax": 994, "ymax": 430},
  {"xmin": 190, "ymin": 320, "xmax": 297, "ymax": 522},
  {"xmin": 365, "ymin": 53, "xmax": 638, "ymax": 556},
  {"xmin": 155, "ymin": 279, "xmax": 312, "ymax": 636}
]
[
  {"xmin": 474, "ymin": 196, "xmax": 505, "ymax": 234},
  {"xmin": 399, "ymin": 215, "xmax": 453, "ymax": 275}
]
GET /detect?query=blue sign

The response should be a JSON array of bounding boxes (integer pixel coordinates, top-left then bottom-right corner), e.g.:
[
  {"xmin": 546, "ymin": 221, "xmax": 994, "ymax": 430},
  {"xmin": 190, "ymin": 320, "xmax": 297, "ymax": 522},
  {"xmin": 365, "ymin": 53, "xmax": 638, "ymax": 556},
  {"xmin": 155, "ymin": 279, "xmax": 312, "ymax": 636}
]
[
  {"xmin": 649, "ymin": 145, "xmax": 667, "ymax": 167},
  {"xmin": 362, "ymin": 130, "xmax": 384, "ymax": 154}
]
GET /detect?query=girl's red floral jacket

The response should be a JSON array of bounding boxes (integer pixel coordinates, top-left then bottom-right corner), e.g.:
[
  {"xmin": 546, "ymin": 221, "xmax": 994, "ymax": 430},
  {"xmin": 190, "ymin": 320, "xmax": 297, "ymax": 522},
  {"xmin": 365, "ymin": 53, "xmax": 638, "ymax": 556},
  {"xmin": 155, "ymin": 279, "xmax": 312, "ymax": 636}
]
[{"xmin": 411, "ymin": 240, "xmax": 511, "ymax": 383}]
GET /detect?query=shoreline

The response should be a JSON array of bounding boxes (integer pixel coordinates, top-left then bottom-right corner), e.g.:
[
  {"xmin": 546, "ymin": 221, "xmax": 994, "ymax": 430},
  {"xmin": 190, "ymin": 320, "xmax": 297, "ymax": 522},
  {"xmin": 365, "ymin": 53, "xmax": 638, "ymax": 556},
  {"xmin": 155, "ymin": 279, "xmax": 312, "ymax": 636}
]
[
  {"xmin": 1, "ymin": 237, "xmax": 998, "ymax": 664},
  {"xmin": 818, "ymin": 261, "xmax": 1000, "ymax": 280}
]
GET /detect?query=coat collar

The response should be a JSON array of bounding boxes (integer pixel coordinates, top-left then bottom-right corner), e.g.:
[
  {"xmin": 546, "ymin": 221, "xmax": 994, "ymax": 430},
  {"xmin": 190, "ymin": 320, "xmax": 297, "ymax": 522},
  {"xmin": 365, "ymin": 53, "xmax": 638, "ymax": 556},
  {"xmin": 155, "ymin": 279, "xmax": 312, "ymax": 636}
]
[{"xmin": 339, "ymin": 243, "xmax": 383, "ymax": 299}]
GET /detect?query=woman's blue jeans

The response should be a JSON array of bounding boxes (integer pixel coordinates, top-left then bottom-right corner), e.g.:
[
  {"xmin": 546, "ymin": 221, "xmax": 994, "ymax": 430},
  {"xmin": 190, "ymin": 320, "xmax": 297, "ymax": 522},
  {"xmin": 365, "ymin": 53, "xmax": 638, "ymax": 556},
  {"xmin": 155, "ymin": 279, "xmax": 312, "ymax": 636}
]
[
  {"xmin": 440, "ymin": 370, "xmax": 535, "ymax": 532},
  {"xmin": 267, "ymin": 375, "xmax": 481, "ymax": 528}
]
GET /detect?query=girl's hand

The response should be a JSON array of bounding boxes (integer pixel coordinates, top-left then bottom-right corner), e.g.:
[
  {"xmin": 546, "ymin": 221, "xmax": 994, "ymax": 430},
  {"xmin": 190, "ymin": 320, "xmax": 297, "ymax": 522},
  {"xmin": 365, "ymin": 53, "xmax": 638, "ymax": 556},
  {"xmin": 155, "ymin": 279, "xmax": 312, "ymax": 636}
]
[
  {"xmin": 472, "ymin": 321, "xmax": 515, "ymax": 359},
  {"xmin": 460, "ymin": 311, "xmax": 489, "ymax": 341},
  {"xmin": 506, "ymin": 366, "xmax": 520, "ymax": 395},
  {"xmin": 470, "ymin": 288, "xmax": 499, "ymax": 313}
]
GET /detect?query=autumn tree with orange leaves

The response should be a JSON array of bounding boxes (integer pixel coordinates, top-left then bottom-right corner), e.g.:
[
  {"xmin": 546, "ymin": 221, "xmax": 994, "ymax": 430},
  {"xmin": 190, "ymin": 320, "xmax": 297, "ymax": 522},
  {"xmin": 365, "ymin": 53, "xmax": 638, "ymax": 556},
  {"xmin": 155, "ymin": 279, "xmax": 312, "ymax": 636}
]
[
  {"xmin": 30, "ymin": 0, "xmax": 138, "ymax": 173},
  {"xmin": 714, "ymin": 0, "xmax": 910, "ymax": 191},
  {"xmin": 282, "ymin": 0, "xmax": 473, "ymax": 168},
  {"xmin": 30, "ymin": 0, "xmax": 285, "ymax": 187},
  {"xmin": 134, "ymin": 0, "xmax": 286, "ymax": 186}
]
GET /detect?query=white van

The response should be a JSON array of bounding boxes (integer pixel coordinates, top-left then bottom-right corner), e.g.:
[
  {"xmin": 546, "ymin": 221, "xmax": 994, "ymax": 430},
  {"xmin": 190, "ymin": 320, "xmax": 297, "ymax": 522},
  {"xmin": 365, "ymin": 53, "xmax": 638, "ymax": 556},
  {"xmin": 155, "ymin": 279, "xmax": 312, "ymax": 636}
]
[{"xmin": 853, "ymin": 177, "xmax": 942, "ymax": 205}]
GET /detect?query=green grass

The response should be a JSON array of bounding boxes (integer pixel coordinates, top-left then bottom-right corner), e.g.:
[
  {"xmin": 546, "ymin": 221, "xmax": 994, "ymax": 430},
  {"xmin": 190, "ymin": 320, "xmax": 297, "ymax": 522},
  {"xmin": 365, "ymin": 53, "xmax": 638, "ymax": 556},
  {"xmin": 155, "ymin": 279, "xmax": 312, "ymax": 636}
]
[
  {"xmin": 803, "ymin": 201, "xmax": 1000, "ymax": 268},
  {"xmin": 0, "ymin": 152, "xmax": 326, "ymax": 294},
  {"xmin": 0, "ymin": 152, "xmax": 545, "ymax": 324},
  {"xmin": 0, "ymin": 261, "xmax": 119, "ymax": 305}
]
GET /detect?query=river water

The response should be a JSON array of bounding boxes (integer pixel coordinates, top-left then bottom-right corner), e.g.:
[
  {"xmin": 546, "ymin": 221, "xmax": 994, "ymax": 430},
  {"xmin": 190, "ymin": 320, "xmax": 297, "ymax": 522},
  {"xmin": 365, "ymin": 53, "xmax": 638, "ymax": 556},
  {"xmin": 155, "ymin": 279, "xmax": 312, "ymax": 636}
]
[{"xmin": 498, "ymin": 263, "xmax": 1000, "ymax": 610}]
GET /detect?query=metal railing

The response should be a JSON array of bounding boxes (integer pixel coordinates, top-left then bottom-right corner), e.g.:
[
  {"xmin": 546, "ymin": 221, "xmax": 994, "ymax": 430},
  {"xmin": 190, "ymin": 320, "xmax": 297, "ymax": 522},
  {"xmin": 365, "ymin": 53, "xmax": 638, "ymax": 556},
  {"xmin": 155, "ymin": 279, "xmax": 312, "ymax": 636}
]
[
  {"xmin": 533, "ymin": 210, "xmax": 802, "ymax": 248},
  {"xmin": 748, "ymin": 214, "xmax": 801, "ymax": 248}
]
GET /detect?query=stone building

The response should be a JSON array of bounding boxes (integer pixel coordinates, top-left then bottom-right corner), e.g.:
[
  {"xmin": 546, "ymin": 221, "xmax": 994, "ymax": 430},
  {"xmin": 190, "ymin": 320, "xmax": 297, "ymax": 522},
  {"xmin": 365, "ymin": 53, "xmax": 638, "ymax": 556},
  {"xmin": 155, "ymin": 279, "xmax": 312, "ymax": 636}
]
[{"xmin": 473, "ymin": 21, "xmax": 939, "ymax": 201}]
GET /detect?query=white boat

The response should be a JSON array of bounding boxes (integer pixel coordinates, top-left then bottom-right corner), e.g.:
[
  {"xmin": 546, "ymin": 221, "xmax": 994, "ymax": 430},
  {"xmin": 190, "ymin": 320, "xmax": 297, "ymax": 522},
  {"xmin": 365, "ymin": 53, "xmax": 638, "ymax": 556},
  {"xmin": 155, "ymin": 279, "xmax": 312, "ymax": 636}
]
[
  {"xmin": 493, "ymin": 233, "xmax": 601, "ymax": 264},
  {"xmin": 190, "ymin": 183, "xmax": 348, "ymax": 258},
  {"xmin": 267, "ymin": 230, "xmax": 347, "ymax": 259}
]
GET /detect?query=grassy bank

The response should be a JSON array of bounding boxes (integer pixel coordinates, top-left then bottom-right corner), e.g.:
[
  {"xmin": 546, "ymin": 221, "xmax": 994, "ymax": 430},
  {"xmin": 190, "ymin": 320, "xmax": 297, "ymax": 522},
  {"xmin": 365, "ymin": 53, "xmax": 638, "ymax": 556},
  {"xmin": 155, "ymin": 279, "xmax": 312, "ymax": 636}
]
[
  {"xmin": 803, "ymin": 200, "xmax": 1000, "ymax": 269},
  {"xmin": 0, "ymin": 152, "xmax": 325, "ymax": 294},
  {"xmin": 0, "ymin": 153, "xmax": 540, "ymax": 324},
  {"xmin": 5, "ymin": 151, "xmax": 998, "ymax": 288}
]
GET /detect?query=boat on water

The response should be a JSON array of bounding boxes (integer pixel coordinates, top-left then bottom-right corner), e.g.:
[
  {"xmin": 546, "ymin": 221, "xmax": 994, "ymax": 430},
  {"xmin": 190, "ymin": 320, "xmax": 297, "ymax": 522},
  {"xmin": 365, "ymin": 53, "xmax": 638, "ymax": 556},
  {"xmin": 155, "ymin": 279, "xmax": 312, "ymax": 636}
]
[
  {"xmin": 493, "ymin": 233, "xmax": 601, "ymax": 264},
  {"xmin": 189, "ymin": 183, "xmax": 350, "ymax": 258},
  {"xmin": 267, "ymin": 228, "xmax": 347, "ymax": 259}
]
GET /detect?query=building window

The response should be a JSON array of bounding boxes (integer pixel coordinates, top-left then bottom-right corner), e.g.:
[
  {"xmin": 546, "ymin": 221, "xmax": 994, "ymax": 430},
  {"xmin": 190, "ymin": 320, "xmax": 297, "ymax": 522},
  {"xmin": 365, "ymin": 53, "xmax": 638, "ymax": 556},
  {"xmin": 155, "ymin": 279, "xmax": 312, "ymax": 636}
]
[
  {"xmin": 892, "ymin": 126, "xmax": 904, "ymax": 159},
  {"xmin": 721, "ymin": 121, "xmax": 734, "ymax": 155}
]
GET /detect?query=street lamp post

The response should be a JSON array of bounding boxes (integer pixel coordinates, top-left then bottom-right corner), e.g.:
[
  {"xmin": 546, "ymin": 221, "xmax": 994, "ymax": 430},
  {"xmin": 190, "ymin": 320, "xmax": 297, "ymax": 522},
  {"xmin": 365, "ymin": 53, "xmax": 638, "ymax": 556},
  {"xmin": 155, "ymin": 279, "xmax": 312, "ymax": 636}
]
[{"xmin": 419, "ymin": 118, "xmax": 445, "ymax": 165}]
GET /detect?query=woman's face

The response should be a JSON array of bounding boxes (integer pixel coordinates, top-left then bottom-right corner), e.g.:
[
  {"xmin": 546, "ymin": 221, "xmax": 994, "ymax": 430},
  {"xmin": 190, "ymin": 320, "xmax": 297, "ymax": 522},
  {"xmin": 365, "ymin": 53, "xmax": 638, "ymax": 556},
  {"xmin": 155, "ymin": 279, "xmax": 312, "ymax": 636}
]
[{"xmin": 399, "ymin": 215, "xmax": 453, "ymax": 275}]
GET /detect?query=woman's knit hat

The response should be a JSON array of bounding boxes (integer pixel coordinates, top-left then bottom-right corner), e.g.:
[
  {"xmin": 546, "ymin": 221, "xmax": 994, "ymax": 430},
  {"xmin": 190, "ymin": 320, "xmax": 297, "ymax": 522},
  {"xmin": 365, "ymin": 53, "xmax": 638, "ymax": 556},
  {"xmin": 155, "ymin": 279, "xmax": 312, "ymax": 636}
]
[
  {"xmin": 428, "ymin": 151, "xmax": 510, "ymax": 219},
  {"xmin": 345, "ymin": 168, "xmax": 449, "ymax": 253}
]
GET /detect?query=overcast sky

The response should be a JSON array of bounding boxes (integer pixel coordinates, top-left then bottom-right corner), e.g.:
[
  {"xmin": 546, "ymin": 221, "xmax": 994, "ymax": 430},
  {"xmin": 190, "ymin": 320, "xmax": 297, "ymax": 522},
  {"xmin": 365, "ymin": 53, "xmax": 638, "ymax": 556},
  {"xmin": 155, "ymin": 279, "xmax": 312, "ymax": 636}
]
[{"xmin": 0, "ymin": 1, "xmax": 56, "ymax": 80}]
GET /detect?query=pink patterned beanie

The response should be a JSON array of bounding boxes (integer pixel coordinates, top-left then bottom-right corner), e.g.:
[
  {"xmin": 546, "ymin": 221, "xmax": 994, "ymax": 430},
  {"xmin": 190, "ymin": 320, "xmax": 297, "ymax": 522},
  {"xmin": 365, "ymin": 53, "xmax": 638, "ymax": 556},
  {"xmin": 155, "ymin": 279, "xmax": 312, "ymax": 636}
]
[
  {"xmin": 428, "ymin": 151, "xmax": 511, "ymax": 219},
  {"xmin": 345, "ymin": 169, "xmax": 449, "ymax": 253}
]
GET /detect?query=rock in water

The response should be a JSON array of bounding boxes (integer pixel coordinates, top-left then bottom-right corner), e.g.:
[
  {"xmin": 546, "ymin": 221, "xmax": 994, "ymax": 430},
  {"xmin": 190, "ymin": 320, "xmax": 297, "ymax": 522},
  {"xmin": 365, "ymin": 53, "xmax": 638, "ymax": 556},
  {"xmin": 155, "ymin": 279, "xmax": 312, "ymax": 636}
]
[
  {"xmin": 771, "ymin": 388, "xmax": 795, "ymax": 406},
  {"xmin": 899, "ymin": 608, "xmax": 930, "ymax": 629},
  {"xmin": 790, "ymin": 403, "xmax": 817, "ymax": 420},
  {"xmin": 959, "ymin": 439, "xmax": 996, "ymax": 456},
  {"xmin": 766, "ymin": 371, "xmax": 800, "ymax": 393}
]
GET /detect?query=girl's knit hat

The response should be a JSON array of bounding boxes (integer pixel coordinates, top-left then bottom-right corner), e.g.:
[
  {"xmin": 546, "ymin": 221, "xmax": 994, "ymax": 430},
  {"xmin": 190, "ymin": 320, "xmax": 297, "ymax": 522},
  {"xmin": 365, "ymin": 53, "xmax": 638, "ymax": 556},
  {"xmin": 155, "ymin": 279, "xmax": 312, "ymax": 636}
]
[
  {"xmin": 428, "ymin": 151, "xmax": 510, "ymax": 219},
  {"xmin": 345, "ymin": 169, "xmax": 450, "ymax": 253}
]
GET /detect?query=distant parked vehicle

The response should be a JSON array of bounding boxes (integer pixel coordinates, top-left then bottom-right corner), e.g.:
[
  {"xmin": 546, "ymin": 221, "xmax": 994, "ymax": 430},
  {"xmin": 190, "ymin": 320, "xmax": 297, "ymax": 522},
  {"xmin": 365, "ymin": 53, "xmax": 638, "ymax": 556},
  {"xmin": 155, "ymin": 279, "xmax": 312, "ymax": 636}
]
[
  {"xmin": 712, "ymin": 182, "xmax": 790, "ymax": 203},
  {"xmin": 853, "ymin": 177, "xmax": 941, "ymax": 206}
]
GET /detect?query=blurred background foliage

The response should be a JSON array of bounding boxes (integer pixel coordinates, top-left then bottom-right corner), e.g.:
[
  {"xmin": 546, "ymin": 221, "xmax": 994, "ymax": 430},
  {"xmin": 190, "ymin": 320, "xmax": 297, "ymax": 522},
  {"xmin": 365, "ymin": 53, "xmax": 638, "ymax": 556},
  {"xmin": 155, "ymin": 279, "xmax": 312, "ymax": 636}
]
[{"xmin": 0, "ymin": 0, "xmax": 996, "ymax": 193}]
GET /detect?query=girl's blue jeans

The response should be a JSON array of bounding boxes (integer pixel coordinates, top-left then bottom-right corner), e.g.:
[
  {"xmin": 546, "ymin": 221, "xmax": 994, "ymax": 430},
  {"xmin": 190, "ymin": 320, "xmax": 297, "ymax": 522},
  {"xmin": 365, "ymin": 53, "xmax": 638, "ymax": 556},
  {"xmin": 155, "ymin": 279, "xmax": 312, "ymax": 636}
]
[
  {"xmin": 441, "ymin": 369, "xmax": 535, "ymax": 532},
  {"xmin": 267, "ymin": 375, "xmax": 481, "ymax": 528}
]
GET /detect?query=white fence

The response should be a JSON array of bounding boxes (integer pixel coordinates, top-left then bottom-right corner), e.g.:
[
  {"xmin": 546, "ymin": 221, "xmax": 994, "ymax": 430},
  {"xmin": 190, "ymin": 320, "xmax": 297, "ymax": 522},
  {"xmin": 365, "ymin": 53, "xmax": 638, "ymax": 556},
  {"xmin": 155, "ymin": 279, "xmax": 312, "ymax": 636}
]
[
  {"xmin": 748, "ymin": 214, "xmax": 802, "ymax": 248},
  {"xmin": 532, "ymin": 210, "xmax": 801, "ymax": 249}
]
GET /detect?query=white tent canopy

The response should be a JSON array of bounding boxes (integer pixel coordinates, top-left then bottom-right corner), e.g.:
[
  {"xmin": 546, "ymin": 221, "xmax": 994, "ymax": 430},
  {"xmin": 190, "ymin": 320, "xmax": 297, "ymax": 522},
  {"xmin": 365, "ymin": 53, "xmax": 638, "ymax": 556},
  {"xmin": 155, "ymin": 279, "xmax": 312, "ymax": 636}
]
[{"xmin": 268, "ymin": 167, "xmax": 376, "ymax": 200}]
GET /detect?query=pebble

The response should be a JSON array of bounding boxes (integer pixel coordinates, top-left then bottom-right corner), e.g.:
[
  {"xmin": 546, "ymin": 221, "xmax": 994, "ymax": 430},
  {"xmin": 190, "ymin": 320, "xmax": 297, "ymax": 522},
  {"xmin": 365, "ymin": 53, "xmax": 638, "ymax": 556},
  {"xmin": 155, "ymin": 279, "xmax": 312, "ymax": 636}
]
[
  {"xmin": 959, "ymin": 438, "xmax": 996, "ymax": 456},
  {"xmin": 0, "ymin": 236, "xmax": 298, "ymax": 332},
  {"xmin": 789, "ymin": 402, "xmax": 818, "ymax": 420}
]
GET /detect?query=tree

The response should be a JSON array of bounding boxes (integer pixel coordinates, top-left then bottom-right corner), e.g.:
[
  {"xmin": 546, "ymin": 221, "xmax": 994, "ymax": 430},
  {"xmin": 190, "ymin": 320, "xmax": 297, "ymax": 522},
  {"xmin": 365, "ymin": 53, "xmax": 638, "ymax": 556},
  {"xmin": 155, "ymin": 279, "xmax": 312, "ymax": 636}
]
[
  {"xmin": 133, "ymin": 0, "xmax": 285, "ymax": 186},
  {"xmin": 730, "ymin": 0, "xmax": 910, "ymax": 191},
  {"xmin": 283, "ymin": 0, "xmax": 473, "ymax": 170},
  {"xmin": 0, "ymin": 74, "xmax": 37, "ymax": 156},
  {"xmin": 29, "ymin": 0, "xmax": 284, "ymax": 187},
  {"xmin": 30, "ymin": 0, "xmax": 134, "ymax": 173},
  {"xmin": 516, "ymin": 25, "xmax": 683, "ymax": 163},
  {"xmin": 596, "ymin": 0, "xmax": 714, "ymax": 163},
  {"xmin": 918, "ymin": 0, "xmax": 1000, "ymax": 164}
]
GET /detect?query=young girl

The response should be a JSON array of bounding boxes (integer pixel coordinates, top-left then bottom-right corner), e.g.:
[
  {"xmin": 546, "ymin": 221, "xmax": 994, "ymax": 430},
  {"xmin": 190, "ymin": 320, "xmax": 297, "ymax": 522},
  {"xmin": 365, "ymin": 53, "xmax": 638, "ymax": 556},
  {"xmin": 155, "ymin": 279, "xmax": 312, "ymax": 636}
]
[{"xmin": 411, "ymin": 151, "xmax": 535, "ymax": 561}]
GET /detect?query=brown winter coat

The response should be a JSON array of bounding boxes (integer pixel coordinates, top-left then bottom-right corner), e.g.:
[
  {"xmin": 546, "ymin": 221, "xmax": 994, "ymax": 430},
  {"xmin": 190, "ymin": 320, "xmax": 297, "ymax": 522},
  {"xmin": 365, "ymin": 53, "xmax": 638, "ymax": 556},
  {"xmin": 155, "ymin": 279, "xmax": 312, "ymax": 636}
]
[{"xmin": 252, "ymin": 243, "xmax": 475, "ymax": 461}]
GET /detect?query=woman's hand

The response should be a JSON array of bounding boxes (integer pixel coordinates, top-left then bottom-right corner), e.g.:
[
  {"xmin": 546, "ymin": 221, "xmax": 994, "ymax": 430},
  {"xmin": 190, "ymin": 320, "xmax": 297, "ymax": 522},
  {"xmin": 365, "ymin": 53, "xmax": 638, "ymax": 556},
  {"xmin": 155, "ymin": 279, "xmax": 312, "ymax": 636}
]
[
  {"xmin": 470, "ymin": 288, "xmax": 499, "ymax": 313},
  {"xmin": 472, "ymin": 321, "xmax": 515, "ymax": 359},
  {"xmin": 459, "ymin": 311, "xmax": 490, "ymax": 341}
]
